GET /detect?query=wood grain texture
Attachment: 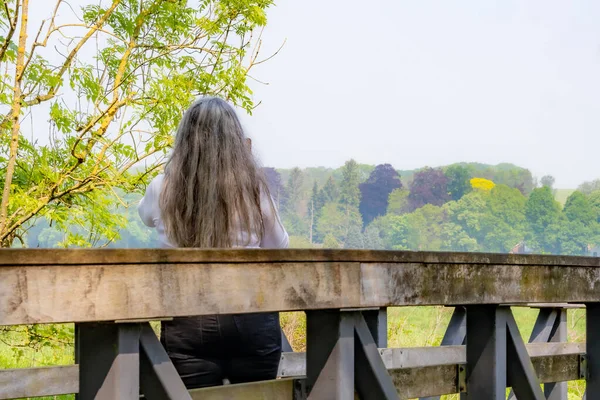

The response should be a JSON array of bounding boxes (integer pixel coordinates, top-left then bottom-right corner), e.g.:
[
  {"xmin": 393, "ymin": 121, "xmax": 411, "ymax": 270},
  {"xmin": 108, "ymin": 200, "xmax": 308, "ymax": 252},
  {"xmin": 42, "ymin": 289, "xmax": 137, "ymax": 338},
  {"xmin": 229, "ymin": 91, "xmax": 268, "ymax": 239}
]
[
  {"xmin": 189, "ymin": 378, "xmax": 294, "ymax": 400},
  {"xmin": 2, "ymin": 260, "xmax": 600, "ymax": 325},
  {"xmin": 0, "ymin": 343, "xmax": 585, "ymax": 399},
  {"xmin": 0, "ymin": 262, "xmax": 362, "ymax": 325},
  {"xmin": 2, "ymin": 248, "xmax": 599, "ymax": 266},
  {"xmin": 0, "ymin": 365, "xmax": 78, "ymax": 399}
]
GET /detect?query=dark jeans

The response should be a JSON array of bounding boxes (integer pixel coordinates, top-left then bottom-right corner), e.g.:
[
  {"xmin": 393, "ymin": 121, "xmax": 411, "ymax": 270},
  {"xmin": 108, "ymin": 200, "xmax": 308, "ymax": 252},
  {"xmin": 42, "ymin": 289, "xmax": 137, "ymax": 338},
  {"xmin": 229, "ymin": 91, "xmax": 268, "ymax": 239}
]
[{"xmin": 161, "ymin": 313, "xmax": 282, "ymax": 389}]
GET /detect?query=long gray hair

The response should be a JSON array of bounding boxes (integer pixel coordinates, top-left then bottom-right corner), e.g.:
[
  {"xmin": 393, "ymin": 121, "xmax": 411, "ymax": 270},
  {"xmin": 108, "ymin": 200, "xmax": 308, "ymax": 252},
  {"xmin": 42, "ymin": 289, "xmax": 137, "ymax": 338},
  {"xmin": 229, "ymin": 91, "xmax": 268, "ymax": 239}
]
[{"xmin": 159, "ymin": 97, "xmax": 272, "ymax": 248}]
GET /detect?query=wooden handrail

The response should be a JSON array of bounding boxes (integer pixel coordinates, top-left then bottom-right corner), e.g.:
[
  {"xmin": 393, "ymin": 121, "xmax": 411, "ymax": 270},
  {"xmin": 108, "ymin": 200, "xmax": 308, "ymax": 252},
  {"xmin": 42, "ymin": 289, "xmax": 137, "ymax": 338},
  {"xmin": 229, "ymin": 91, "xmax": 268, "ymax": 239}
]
[
  {"xmin": 1, "ymin": 248, "xmax": 599, "ymax": 266},
  {"xmin": 0, "ymin": 253, "xmax": 599, "ymax": 326}
]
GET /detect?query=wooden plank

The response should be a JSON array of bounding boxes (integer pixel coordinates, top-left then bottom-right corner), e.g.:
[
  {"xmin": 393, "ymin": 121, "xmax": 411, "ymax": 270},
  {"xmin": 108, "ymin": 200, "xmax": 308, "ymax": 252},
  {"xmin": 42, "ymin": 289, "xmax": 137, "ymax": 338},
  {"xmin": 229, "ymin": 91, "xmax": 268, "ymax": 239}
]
[
  {"xmin": 0, "ymin": 262, "xmax": 364, "ymax": 325},
  {"xmin": 380, "ymin": 345, "xmax": 466, "ymax": 368},
  {"xmin": 189, "ymin": 378, "xmax": 295, "ymax": 400},
  {"xmin": 0, "ymin": 343, "xmax": 585, "ymax": 400},
  {"xmin": 525, "ymin": 303, "xmax": 584, "ymax": 309},
  {"xmin": 1, "ymin": 248, "xmax": 599, "ymax": 267},
  {"xmin": 3, "ymin": 260, "xmax": 600, "ymax": 325},
  {"xmin": 391, "ymin": 365, "xmax": 458, "ymax": 399},
  {"xmin": 0, "ymin": 365, "xmax": 78, "ymax": 399},
  {"xmin": 279, "ymin": 352, "xmax": 305, "ymax": 378}
]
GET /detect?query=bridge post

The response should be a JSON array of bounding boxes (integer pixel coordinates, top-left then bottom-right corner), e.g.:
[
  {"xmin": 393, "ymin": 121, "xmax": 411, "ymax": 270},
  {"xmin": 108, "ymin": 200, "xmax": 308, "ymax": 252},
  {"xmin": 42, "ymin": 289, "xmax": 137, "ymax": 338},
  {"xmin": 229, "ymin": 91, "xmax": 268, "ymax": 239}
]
[
  {"xmin": 305, "ymin": 309, "xmax": 397, "ymax": 400},
  {"xmin": 76, "ymin": 321, "xmax": 191, "ymax": 400},
  {"xmin": 420, "ymin": 306, "xmax": 466, "ymax": 400},
  {"xmin": 305, "ymin": 310, "xmax": 355, "ymax": 399},
  {"xmin": 465, "ymin": 305, "xmax": 544, "ymax": 400},
  {"xmin": 139, "ymin": 323, "xmax": 193, "ymax": 400},
  {"xmin": 586, "ymin": 304, "xmax": 600, "ymax": 397},
  {"xmin": 362, "ymin": 307, "xmax": 388, "ymax": 348},
  {"xmin": 465, "ymin": 305, "xmax": 507, "ymax": 399},
  {"xmin": 430, "ymin": 305, "xmax": 569, "ymax": 400},
  {"xmin": 440, "ymin": 306, "xmax": 467, "ymax": 346},
  {"xmin": 77, "ymin": 322, "xmax": 141, "ymax": 400},
  {"xmin": 281, "ymin": 328, "xmax": 294, "ymax": 352},
  {"xmin": 507, "ymin": 306, "xmax": 568, "ymax": 400}
]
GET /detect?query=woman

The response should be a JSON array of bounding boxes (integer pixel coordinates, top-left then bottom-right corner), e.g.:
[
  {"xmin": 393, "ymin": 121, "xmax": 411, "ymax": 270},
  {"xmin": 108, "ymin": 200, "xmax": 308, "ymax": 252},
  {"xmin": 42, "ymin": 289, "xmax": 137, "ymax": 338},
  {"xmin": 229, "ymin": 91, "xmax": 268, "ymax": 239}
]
[{"xmin": 138, "ymin": 97, "xmax": 289, "ymax": 388}]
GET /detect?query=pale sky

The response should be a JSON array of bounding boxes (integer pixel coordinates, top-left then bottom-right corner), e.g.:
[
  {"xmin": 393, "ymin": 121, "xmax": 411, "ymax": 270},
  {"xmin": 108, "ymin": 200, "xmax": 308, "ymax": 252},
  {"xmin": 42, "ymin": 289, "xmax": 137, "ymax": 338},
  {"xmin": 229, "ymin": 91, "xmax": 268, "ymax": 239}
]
[
  {"xmin": 26, "ymin": 1, "xmax": 600, "ymax": 188},
  {"xmin": 240, "ymin": 0, "xmax": 600, "ymax": 188}
]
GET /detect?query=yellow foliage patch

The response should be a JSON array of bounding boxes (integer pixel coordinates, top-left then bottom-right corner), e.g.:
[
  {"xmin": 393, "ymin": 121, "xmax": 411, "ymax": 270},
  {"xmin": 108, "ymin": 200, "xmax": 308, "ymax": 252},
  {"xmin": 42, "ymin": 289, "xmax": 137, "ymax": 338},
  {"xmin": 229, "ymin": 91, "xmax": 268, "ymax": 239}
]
[{"xmin": 470, "ymin": 177, "xmax": 496, "ymax": 192}]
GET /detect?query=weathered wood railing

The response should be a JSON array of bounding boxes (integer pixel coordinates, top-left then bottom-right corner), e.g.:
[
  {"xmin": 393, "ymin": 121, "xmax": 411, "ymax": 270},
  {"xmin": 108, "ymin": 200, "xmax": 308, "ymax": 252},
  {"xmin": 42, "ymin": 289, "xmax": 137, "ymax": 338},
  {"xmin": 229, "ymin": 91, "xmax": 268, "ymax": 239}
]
[{"xmin": 0, "ymin": 249, "xmax": 599, "ymax": 399}]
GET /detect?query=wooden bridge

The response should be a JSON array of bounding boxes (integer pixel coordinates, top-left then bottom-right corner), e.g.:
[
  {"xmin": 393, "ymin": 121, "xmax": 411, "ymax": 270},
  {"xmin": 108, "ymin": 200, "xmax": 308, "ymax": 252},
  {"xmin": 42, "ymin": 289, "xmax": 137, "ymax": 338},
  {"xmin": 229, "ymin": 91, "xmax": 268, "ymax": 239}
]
[{"xmin": 0, "ymin": 249, "xmax": 599, "ymax": 399}]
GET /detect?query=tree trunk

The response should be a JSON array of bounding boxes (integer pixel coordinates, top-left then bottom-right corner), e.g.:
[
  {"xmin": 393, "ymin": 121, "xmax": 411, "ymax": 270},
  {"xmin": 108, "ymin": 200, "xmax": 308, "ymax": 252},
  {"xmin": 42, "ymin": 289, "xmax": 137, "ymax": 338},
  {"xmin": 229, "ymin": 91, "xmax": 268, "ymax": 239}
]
[
  {"xmin": 0, "ymin": 0, "xmax": 29, "ymax": 245},
  {"xmin": 309, "ymin": 199, "xmax": 314, "ymax": 244}
]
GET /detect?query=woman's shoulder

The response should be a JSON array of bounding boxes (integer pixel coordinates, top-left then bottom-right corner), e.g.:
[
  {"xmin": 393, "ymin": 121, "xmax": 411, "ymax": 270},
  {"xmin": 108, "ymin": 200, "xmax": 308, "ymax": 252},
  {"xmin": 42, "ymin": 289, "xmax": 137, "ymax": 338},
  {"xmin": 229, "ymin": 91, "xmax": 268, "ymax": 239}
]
[
  {"xmin": 141, "ymin": 174, "xmax": 165, "ymax": 204},
  {"xmin": 145, "ymin": 174, "xmax": 165, "ymax": 195},
  {"xmin": 139, "ymin": 173, "xmax": 164, "ymax": 227},
  {"xmin": 149, "ymin": 173, "xmax": 165, "ymax": 187}
]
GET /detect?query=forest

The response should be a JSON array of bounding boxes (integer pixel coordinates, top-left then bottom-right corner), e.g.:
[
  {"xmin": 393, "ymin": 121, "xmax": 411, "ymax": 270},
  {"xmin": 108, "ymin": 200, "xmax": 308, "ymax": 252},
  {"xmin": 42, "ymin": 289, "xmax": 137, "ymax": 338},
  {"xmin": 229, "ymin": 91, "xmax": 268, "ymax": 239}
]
[{"xmin": 22, "ymin": 160, "xmax": 600, "ymax": 257}]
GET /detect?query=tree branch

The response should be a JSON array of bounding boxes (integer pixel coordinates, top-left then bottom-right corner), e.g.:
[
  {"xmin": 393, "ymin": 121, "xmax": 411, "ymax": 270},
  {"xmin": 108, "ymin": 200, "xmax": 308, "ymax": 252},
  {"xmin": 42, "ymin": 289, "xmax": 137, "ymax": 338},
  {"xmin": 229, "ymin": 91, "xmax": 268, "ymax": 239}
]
[
  {"xmin": 0, "ymin": 0, "xmax": 20, "ymax": 62},
  {"xmin": 0, "ymin": 0, "xmax": 29, "ymax": 240},
  {"xmin": 23, "ymin": 0, "xmax": 123, "ymax": 107}
]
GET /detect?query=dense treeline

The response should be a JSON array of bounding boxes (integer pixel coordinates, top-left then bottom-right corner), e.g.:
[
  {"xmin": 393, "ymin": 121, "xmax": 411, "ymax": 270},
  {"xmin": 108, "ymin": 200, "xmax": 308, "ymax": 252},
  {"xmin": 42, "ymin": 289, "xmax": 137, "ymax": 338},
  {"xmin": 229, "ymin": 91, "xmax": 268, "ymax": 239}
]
[
  {"xmin": 269, "ymin": 161, "xmax": 600, "ymax": 255},
  {"xmin": 21, "ymin": 161, "xmax": 600, "ymax": 256}
]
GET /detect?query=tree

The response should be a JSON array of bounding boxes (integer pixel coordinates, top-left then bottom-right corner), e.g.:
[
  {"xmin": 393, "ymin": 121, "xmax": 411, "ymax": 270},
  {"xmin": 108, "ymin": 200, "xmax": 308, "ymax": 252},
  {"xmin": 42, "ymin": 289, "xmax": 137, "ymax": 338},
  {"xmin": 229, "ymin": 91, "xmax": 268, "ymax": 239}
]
[
  {"xmin": 281, "ymin": 167, "xmax": 307, "ymax": 237},
  {"xmin": 446, "ymin": 191, "xmax": 489, "ymax": 245},
  {"xmin": 263, "ymin": 167, "xmax": 285, "ymax": 209},
  {"xmin": 470, "ymin": 178, "xmax": 495, "ymax": 192},
  {"xmin": 284, "ymin": 167, "xmax": 304, "ymax": 215},
  {"xmin": 318, "ymin": 176, "xmax": 339, "ymax": 207},
  {"xmin": 440, "ymin": 222, "xmax": 478, "ymax": 252},
  {"xmin": 555, "ymin": 220, "xmax": 594, "ymax": 256},
  {"xmin": 0, "ymin": 0, "xmax": 275, "ymax": 247},
  {"xmin": 363, "ymin": 225, "xmax": 384, "ymax": 250},
  {"xmin": 445, "ymin": 165, "xmax": 471, "ymax": 201},
  {"xmin": 443, "ymin": 184, "xmax": 527, "ymax": 253},
  {"xmin": 339, "ymin": 159, "xmax": 361, "ymax": 208},
  {"xmin": 407, "ymin": 168, "xmax": 450, "ymax": 211},
  {"xmin": 564, "ymin": 191, "xmax": 597, "ymax": 226},
  {"xmin": 558, "ymin": 191, "xmax": 600, "ymax": 255},
  {"xmin": 331, "ymin": 163, "xmax": 374, "ymax": 186},
  {"xmin": 315, "ymin": 202, "xmax": 362, "ymax": 245},
  {"xmin": 323, "ymin": 233, "xmax": 341, "ymax": 249},
  {"xmin": 344, "ymin": 225, "xmax": 364, "ymax": 249},
  {"xmin": 308, "ymin": 181, "xmax": 318, "ymax": 243},
  {"xmin": 525, "ymin": 187, "xmax": 562, "ymax": 253},
  {"xmin": 404, "ymin": 204, "xmax": 447, "ymax": 250},
  {"xmin": 311, "ymin": 177, "xmax": 338, "ymax": 243},
  {"xmin": 482, "ymin": 185, "xmax": 527, "ymax": 252},
  {"xmin": 288, "ymin": 235, "xmax": 314, "ymax": 249},
  {"xmin": 359, "ymin": 164, "xmax": 402, "ymax": 226},
  {"xmin": 578, "ymin": 179, "xmax": 600, "ymax": 195},
  {"xmin": 380, "ymin": 214, "xmax": 412, "ymax": 250},
  {"xmin": 366, "ymin": 215, "xmax": 395, "ymax": 249},
  {"xmin": 440, "ymin": 163, "xmax": 534, "ymax": 195},
  {"xmin": 379, "ymin": 205, "xmax": 449, "ymax": 251},
  {"xmin": 589, "ymin": 191, "xmax": 600, "ymax": 223},
  {"xmin": 387, "ymin": 188, "xmax": 410, "ymax": 215},
  {"xmin": 540, "ymin": 175, "xmax": 556, "ymax": 189},
  {"xmin": 525, "ymin": 187, "xmax": 561, "ymax": 232}
]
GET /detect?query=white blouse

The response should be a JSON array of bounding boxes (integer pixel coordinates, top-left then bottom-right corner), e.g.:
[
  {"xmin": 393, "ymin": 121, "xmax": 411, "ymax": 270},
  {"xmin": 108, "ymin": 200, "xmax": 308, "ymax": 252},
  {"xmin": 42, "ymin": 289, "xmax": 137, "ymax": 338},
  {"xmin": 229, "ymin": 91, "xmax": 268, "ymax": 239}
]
[{"xmin": 138, "ymin": 174, "xmax": 289, "ymax": 249}]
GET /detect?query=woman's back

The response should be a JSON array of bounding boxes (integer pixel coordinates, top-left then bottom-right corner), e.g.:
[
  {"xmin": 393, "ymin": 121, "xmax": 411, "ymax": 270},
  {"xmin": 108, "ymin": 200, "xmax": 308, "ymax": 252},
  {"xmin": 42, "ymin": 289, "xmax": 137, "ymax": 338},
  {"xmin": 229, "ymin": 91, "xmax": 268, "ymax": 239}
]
[
  {"xmin": 138, "ymin": 96, "xmax": 288, "ymax": 389},
  {"xmin": 139, "ymin": 174, "xmax": 288, "ymax": 249}
]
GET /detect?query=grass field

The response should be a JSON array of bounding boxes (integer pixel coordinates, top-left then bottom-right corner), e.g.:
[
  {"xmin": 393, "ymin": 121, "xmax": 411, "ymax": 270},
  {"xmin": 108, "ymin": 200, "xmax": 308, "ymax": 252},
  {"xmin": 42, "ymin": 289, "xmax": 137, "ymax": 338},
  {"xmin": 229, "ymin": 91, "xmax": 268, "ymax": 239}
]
[{"xmin": 0, "ymin": 307, "xmax": 587, "ymax": 399}]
